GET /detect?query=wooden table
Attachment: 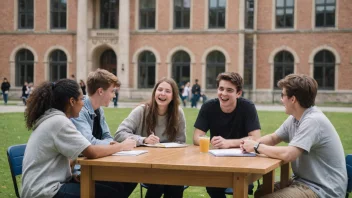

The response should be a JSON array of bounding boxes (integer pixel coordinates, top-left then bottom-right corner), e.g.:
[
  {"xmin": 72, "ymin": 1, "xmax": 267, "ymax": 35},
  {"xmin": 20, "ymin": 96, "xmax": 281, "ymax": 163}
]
[{"xmin": 77, "ymin": 146, "xmax": 289, "ymax": 198}]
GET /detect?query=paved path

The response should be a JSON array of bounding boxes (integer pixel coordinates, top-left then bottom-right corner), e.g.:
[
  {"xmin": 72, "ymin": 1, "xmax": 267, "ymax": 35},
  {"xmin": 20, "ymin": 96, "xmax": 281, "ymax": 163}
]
[{"xmin": 1, "ymin": 101, "xmax": 352, "ymax": 113}]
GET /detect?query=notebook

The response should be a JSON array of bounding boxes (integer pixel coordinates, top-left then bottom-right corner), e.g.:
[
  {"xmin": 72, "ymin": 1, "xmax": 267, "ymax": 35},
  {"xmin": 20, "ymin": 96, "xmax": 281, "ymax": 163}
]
[
  {"xmin": 112, "ymin": 150, "xmax": 148, "ymax": 156},
  {"xmin": 143, "ymin": 142, "xmax": 188, "ymax": 148},
  {"xmin": 208, "ymin": 148, "xmax": 256, "ymax": 157}
]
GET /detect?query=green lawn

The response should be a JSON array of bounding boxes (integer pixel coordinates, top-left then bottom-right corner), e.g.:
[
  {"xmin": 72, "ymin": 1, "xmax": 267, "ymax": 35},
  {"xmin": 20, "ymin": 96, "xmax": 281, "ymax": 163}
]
[{"xmin": 0, "ymin": 108, "xmax": 351, "ymax": 197}]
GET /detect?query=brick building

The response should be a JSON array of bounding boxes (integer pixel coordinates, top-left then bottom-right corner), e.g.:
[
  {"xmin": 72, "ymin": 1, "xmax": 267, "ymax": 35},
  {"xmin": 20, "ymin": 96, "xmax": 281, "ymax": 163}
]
[{"xmin": 0, "ymin": 0, "xmax": 351, "ymax": 103}]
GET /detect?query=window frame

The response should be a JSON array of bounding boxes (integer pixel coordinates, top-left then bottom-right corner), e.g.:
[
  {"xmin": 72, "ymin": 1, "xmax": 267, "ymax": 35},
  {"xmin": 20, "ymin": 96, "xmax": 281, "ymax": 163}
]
[
  {"xmin": 245, "ymin": 0, "xmax": 254, "ymax": 29},
  {"xmin": 50, "ymin": 0, "xmax": 67, "ymax": 29},
  {"xmin": 174, "ymin": 0, "xmax": 191, "ymax": 29},
  {"xmin": 315, "ymin": 0, "xmax": 336, "ymax": 28},
  {"xmin": 49, "ymin": 50, "xmax": 67, "ymax": 82},
  {"xmin": 275, "ymin": 0, "xmax": 295, "ymax": 29},
  {"xmin": 100, "ymin": 0, "xmax": 119, "ymax": 29},
  {"xmin": 172, "ymin": 51, "xmax": 191, "ymax": 84},
  {"xmin": 313, "ymin": 50, "xmax": 335, "ymax": 90},
  {"xmin": 18, "ymin": 0, "xmax": 34, "ymax": 29},
  {"xmin": 138, "ymin": 51, "xmax": 156, "ymax": 88},
  {"xmin": 139, "ymin": 0, "xmax": 156, "ymax": 29},
  {"xmin": 206, "ymin": 51, "xmax": 226, "ymax": 89},
  {"xmin": 15, "ymin": 49, "xmax": 34, "ymax": 86},
  {"xmin": 208, "ymin": 0, "xmax": 226, "ymax": 29},
  {"xmin": 273, "ymin": 51, "xmax": 294, "ymax": 89}
]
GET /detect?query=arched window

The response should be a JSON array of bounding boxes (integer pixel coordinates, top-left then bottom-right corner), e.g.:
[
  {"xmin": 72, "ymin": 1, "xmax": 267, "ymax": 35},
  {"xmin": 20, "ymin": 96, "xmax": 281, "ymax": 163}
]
[
  {"xmin": 100, "ymin": 0, "xmax": 119, "ymax": 29},
  {"xmin": 314, "ymin": 50, "xmax": 335, "ymax": 90},
  {"xmin": 273, "ymin": 51, "xmax": 294, "ymax": 89},
  {"xmin": 206, "ymin": 51, "xmax": 225, "ymax": 89},
  {"xmin": 172, "ymin": 51, "xmax": 190, "ymax": 86},
  {"xmin": 100, "ymin": 49, "xmax": 117, "ymax": 75},
  {"xmin": 49, "ymin": 50, "xmax": 67, "ymax": 82},
  {"xmin": 138, "ymin": 51, "xmax": 156, "ymax": 88},
  {"xmin": 15, "ymin": 49, "xmax": 34, "ymax": 86}
]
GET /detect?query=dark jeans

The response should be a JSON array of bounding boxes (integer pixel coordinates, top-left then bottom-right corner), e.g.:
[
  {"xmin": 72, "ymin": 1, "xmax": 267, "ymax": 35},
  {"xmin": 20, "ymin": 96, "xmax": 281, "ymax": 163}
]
[
  {"xmin": 54, "ymin": 181, "xmax": 137, "ymax": 198},
  {"xmin": 191, "ymin": 94, "xmax": 200, "ymax": 108},
  {"xmin": 145, "ymin": 184, "xmax": 184, "ymax": 198},
  {"xmin": 3, "ymin": 93, "xmax": 8, "ymax": 104},
  {"xmin": 206, "ymin": 184, "xmax": 254, "ymax": 198}
]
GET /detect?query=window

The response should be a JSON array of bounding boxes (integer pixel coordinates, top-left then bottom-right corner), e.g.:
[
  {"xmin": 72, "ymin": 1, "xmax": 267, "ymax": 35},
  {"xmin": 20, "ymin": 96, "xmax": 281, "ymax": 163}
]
[
  {"xmin": 138, "ymin": 51, "xmax": 156, "ymax": 88},
  {"xmin": 174, "ymin": 0, "xmax": 190, "ymax": 29},
  {"xmin": 100, "ymin": 49, "xmax": 117, "ymax": 76},
  {"xmin": 315, "ymin": 0, "xmax": 335, "ymax": 27},
  {"xmin": 49, "ymin": 50, "xmax": 67, "ymax": 82},
  {"xmin": 100, "ymin": 0, "xmax": 119, "ymax": 29},
  {"xmin": 244, "ymin": 36, "xmax": 253, "ymax": 89},
  {"xmin": 314, "ymin": 50, "xmax": 335, "ymax": 90},
  {"xmin": 51, "ymin": 0, "xmax": 67, "ymax": 29},
  {"xmin": 206, "ymin": 51, "xmax": 225, "ymax": 89},
  {"xmin": 245, "ymin": 0, "xmax": 254, "ymax": 29},
  {"xmin": 273, "ymin": 51, "xmax": 294, "ymax": 89},
  {"xmin": 15, "ymin": 49, "xmax": 34, "ymax": 86},
  {"xmin": 276, "ymin": 0, "xmax": 294, "ymax": 28},
  {"xmin": 18, "ymin": 0, "xmax": 34, "ymax": 29},
  {"xmin": 172, "ymin": 51, "xmax": 190, "ymax": 85},
  {"xmin": 140, "ymin": 0, "xmax": 155, "ymax": 29},
  {"xmin": 209, "ymin": 0, "xmax": 226, "ymax": 28}
]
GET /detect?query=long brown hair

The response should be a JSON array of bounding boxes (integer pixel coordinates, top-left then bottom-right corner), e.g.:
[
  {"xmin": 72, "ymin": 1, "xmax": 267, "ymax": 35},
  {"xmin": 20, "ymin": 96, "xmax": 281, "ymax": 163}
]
[{"xmin": 145, "ymin": 77, "xmax": 180, "ymax": 141}]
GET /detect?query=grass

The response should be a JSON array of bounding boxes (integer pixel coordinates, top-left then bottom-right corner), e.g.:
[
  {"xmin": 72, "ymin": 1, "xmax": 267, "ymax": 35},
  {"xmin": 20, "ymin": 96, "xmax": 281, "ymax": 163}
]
[{"xmin": 0, "ymin": 108, "xmax": 351, "ymax": 197}]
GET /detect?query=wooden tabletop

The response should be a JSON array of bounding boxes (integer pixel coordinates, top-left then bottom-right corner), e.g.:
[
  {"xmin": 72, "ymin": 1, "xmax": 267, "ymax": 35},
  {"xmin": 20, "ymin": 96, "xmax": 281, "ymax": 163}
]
[{"xmin": 77, "ymin": 145, "xmax": 282, "ymax": 174}]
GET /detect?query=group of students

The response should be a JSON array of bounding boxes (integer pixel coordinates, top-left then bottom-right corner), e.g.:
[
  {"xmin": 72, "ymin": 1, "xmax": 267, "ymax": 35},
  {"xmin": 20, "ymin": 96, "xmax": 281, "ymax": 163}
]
[{"xmin": 21, "ymin": 68, "xmax": 348, "ymax": 198}]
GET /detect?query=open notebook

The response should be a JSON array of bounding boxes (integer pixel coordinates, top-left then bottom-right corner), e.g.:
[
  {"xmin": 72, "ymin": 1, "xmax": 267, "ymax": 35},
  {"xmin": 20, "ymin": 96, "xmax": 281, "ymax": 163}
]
[
  {"xmin": 112, "ymin": 150, "xmax": 148, "ymax": 156},
  {"xmin": 209, "ymin": 148, "xmax": 256, "ymax": 157},
  {"xmin": 143, "ymin": 142, "xmax": 188, "ymax": 148}
]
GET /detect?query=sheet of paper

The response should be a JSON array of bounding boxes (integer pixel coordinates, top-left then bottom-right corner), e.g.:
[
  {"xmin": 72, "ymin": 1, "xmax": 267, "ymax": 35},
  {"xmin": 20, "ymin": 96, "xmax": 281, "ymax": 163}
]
[
  {"xmin": 112, "ymin": 150, "xmax": 148, "ymax": 156},
  {"xmin": 143, "ymin": 142, "xmax": 188, "ymax": 148},
  {"xmin": 208, "ymin": 148, "xmax": 256, "ymax": 157}
]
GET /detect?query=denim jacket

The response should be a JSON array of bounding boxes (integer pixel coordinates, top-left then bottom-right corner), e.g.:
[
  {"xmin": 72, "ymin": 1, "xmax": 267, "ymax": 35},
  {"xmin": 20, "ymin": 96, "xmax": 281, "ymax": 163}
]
[{"xmin": 71, "ymin": 96, "xmax": 113, "ymax": 145}]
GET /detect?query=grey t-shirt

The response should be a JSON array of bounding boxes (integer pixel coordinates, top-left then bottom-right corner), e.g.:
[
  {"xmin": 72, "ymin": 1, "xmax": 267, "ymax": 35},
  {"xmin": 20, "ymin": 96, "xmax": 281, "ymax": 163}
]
[
  {"xmin": 21, "ymin": 109, "xmax": 91, "ymax": 198},
  {"xmin": 275, "ymin": 106, "xmax": 347, "ymax": 198},
  {"xmin": 114, "ymin": 105, "xmax": 186, "ymax": 145}
]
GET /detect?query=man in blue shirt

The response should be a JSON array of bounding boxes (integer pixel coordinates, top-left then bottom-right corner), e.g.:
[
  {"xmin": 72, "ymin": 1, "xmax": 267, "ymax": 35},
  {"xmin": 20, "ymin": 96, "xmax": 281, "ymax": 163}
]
[{"xmin": 71, "ymin": 68, "xmax": 137, "ymax": 196}]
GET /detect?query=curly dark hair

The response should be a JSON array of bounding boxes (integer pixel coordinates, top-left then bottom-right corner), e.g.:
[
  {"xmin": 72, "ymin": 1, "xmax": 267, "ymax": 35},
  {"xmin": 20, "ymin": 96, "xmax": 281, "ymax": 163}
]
[
  {"xmin": 24, "ymin": 79, "xmax": 81, "ymax": 130},
  {"xmin": 145, "ymin": 77, "xmax": 181, "ymax": 142}
]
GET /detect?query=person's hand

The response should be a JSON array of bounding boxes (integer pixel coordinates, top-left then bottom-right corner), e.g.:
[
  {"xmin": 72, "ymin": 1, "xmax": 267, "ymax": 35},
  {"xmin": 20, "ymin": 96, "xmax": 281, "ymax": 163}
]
[
  {"xmin": 144, "ymin": 133, "xmax": 160, "ymax": 144},
  {"xmin": 120, "ymin": 138, "xmax": 136, "ymax": 151},
  {"xmin": 211, "ymin": 136, "xmax": 231, "ymax": 149},
  {"xmin": 72, "ymin": 174, "xmax": 80, "ymax": 183},
  {"xmin": 241, "ymin": 139, "xmax": 257, "ymax": 153}
]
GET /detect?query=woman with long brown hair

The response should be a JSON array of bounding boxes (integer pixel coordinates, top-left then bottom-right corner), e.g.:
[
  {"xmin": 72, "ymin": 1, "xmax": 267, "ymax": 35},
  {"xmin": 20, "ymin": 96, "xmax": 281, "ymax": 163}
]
[{"xmin": 114, "ymin": 77, "xmax": 186, "ymax": 198}]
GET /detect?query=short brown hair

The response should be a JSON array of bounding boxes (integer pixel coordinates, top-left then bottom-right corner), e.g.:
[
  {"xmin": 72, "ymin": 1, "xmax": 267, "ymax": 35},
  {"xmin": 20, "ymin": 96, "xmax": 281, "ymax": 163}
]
[
  {"xmin": 86, "ymin": 69, "xmax": 121, "ymax": 96},
  {"xmin": 216, "ymin": 72, "xmax": 243, "ymax": 92},
  {"xmin": 277, "ymin": 74, "xmax": 318, "ymax": 108}
]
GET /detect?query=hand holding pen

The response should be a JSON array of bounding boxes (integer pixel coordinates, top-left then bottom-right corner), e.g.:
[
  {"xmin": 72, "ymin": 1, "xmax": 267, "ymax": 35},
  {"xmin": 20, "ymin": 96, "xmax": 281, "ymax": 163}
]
[{"xmin": 144, "ymin": 132, "xmax": 160, "ymax": 145}]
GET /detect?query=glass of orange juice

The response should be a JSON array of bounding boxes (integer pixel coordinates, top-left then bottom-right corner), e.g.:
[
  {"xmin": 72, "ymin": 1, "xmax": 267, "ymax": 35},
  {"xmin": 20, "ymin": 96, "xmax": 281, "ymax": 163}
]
[{"xmin": 199, "ymin": 135, "xmax": 210, "ymax": 153}]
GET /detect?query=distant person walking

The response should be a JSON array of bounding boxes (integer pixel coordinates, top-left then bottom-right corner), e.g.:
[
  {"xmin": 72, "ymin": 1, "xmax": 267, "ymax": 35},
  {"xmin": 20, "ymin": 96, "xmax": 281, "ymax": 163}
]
[
  {"xmin": 113, "ymin": 86, "xmax": 120, "ymax": 108},
  {"xmin": 191, "ymin": 79, "xmax": 201, "ymax": 108},
  {"xmin": 21, "ymin": 81, "xmax": 29, "ymax": 105},
  {"xmin": 181, "ymin": 82, "xmax": 190, "ymax": 107},
  {"xmin": 1, "ymin": 77, "xmax": 11, "ymax": 105}
]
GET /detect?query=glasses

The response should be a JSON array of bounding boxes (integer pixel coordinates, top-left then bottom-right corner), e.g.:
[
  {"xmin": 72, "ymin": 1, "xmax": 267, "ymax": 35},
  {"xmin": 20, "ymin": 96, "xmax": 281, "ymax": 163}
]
[{"xmin": 281, "ymin": 93, "xmax": 287, "ymax": 98}]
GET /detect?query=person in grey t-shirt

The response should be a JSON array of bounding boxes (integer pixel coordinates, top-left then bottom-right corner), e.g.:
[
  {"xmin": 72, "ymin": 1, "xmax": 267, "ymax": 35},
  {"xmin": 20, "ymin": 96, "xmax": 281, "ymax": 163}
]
[{"xmin": 242, "ymin": 74, "xmax": 347, "ymax": 198}]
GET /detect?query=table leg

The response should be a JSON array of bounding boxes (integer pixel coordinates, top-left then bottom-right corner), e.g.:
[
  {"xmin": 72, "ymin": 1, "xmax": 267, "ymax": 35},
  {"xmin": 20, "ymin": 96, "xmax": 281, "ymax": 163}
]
[
  {"xmin": 262, "ymin": 170, "xmax": 275, "ymax": 195},
  {"xmin": 233, "ymin": 174, "xmax": 248, "ymax": 198},
  {"xmin": 280, "ymin": 163, "xmax": 290, "ymax": 189},
  {"xmin": 81, "ymin": 165, "xmax": 95, "ymax": 198}
]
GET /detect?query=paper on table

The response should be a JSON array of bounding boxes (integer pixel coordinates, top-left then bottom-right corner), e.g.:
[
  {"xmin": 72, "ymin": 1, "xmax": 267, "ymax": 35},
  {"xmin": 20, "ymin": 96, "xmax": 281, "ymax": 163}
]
[
  {"xmin": 143, "ymin": 142, "xmax": 188, "ymax": 148},
  {"xmin": 208, "ymin": 148, "xmax": 256, "ymax": 157},
  {"xmin": 112, "ymin": 150, "xmax": 148, "ymax": 156}
]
